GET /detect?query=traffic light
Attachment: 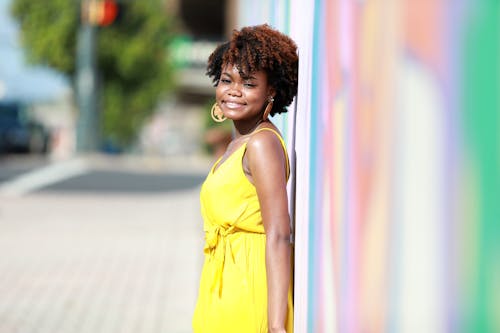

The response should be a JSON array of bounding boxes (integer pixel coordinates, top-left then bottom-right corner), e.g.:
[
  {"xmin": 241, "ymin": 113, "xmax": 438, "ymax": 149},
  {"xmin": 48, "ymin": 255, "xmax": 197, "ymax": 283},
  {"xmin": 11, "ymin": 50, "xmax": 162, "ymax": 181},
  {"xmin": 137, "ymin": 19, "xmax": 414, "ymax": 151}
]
[{"xmin": 81, "ymin": 0, "xmax": 119, "ymax": 27}]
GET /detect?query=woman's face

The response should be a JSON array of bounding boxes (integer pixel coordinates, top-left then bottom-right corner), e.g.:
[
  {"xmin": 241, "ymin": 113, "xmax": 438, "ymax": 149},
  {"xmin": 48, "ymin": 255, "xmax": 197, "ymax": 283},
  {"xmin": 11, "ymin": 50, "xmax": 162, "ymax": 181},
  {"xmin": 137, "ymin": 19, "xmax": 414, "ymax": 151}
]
[{"xmin": 216, "ymin": 63, "xmax": 274, "ymax": 122}]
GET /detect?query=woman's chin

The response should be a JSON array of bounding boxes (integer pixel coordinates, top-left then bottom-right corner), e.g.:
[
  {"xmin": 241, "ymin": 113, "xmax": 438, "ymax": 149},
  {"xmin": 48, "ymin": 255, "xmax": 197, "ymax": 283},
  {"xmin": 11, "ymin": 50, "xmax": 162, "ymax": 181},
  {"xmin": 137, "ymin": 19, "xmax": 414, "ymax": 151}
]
[{"xmin": 223, "ymin": 110, "xmax": 243, "ymax": 120}]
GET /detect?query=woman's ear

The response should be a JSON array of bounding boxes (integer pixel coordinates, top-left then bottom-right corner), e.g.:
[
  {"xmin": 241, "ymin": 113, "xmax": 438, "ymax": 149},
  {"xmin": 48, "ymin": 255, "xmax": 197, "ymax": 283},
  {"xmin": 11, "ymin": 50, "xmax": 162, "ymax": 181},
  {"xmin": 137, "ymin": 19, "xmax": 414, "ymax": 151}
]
[{"xmin": 268, "ymin": 87, "xmax": 276, "ymax": 99}]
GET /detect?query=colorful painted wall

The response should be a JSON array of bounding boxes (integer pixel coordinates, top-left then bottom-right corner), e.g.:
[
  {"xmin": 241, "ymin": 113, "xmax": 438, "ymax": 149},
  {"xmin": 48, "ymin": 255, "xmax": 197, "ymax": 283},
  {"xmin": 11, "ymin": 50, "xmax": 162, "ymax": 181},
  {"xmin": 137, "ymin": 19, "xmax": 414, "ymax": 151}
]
[{"xmin": 237, "ymin": 0, "xmax": 499, "ymax": 332}]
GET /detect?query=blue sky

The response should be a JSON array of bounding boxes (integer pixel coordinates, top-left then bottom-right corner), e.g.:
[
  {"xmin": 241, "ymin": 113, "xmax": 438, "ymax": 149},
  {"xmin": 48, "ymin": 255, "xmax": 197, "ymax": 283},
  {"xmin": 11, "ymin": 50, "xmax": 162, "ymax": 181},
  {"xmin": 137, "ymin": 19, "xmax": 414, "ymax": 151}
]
[{"xmin": 0, "ymin": 0, "xmax": 69, "ymax": 102}]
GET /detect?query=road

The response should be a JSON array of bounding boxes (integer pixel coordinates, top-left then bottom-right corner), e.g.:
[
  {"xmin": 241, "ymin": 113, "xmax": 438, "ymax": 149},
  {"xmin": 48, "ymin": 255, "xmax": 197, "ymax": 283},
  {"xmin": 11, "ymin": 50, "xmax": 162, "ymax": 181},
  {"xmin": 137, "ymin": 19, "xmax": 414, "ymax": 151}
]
[
  {"xmin": 0, "ymin": 154, "xmax": 211, "ymax": 333},
  {"xmin": 0, "ymin": 154, "xmax": 208, "ymax": 194}
]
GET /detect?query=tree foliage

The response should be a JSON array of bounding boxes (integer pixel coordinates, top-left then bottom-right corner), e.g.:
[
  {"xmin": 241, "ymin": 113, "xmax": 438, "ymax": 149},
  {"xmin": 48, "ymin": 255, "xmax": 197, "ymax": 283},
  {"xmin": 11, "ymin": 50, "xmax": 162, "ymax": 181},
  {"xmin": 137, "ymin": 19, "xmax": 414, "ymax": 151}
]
[{"xmin": 11, "ymin": 0, "xmax": 176, "ymax": 146}]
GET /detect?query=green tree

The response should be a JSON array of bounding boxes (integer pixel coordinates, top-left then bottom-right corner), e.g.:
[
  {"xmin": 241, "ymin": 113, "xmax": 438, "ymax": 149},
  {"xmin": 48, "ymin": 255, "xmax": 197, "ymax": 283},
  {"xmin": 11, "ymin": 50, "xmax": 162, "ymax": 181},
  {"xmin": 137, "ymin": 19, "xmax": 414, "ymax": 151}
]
[{"xmin": 11, "ymin": 0, "xmax": 176, "ymax": 147}]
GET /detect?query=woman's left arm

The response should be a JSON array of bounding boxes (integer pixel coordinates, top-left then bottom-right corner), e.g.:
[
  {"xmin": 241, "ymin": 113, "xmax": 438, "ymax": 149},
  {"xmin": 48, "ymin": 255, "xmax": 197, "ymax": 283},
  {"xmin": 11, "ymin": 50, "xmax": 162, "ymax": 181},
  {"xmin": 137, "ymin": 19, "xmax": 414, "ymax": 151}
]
[{"xmin": 247, "ymin": 131, "xmax": 291, "ymax": 333}]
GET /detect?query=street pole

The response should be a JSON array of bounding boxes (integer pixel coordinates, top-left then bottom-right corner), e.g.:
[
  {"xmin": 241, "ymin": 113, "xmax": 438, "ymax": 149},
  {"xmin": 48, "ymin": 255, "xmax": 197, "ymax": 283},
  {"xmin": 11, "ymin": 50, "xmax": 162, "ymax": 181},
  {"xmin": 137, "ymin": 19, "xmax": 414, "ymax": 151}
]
[{"xmin": 76, "ymin": 1, "xmax": 99, "ymax": 152}]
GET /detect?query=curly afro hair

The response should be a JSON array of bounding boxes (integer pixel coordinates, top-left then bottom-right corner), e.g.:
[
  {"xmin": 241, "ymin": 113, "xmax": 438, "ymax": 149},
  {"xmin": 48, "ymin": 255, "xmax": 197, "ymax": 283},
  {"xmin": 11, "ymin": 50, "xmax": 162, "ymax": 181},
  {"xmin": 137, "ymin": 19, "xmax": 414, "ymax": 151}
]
[{"xmin": 206, "ymin": 24, "xmax": 298, "ymax": 116}]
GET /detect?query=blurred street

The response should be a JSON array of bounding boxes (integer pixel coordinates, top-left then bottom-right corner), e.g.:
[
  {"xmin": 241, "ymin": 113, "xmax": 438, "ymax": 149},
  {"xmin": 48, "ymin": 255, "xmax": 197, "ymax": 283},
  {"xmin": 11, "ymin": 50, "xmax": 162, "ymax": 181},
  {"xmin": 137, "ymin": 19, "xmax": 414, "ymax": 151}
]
[{"xmin": 0, "ymin": 154, "xmax": 211, "ymax": 333}]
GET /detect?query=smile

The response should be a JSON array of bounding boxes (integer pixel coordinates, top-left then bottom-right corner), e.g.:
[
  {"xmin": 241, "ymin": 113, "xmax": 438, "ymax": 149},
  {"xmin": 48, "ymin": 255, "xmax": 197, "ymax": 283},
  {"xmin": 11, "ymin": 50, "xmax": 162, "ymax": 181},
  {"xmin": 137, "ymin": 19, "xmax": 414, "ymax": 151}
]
[{"xmin": 224, "ymin": 101, "xmax": 246, "ymax": 109}]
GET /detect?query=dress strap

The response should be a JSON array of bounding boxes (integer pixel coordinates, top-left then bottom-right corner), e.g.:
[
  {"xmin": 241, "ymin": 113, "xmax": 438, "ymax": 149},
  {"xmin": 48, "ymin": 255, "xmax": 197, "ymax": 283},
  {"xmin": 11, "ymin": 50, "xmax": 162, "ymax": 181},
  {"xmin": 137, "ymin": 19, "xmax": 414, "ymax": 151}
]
[{"xmin": 252, "ymin": 128, "xmax": 290, "ymax": 179}]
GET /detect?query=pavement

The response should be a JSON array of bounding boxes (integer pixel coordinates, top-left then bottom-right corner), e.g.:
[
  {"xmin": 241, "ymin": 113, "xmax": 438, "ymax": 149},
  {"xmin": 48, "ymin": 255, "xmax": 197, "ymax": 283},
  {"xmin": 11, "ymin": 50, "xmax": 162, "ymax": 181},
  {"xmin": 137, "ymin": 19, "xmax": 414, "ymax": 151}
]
[{"xmin": 0, "ymin": 154, "xmax": 212, "ymax": 333}]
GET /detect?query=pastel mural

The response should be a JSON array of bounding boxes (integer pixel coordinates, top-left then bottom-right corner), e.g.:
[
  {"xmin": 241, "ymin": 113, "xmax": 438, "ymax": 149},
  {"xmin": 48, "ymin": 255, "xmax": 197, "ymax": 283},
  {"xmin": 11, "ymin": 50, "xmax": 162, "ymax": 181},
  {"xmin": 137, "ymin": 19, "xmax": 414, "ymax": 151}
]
[{"xmin": 236, "ymin": 0, "xmax": 499, "ymax": 332}]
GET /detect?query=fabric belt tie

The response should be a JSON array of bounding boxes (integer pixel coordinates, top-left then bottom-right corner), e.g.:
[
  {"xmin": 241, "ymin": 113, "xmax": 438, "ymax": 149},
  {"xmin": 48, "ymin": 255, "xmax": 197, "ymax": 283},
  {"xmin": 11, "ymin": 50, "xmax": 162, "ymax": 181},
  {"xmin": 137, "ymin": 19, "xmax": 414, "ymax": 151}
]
[{"xmin": 204, "ymin": 224, "xmax": 237, "ymax": 297}]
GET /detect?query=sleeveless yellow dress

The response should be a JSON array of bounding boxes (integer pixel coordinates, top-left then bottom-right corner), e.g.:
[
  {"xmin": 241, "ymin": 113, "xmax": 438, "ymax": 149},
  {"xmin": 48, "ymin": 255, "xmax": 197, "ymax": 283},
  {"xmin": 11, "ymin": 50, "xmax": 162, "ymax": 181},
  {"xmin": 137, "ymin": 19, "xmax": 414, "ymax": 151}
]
[{"xmin": 193, "ymin": 128, "xmax": 294, "ymax": 333}]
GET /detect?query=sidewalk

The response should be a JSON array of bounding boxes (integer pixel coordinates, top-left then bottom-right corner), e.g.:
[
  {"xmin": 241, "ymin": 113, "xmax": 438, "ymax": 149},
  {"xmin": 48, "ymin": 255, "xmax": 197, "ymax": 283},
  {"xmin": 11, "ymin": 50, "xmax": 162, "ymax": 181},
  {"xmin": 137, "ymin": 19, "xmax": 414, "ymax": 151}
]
[{"xmin": 0, "ymin": 186, "xmax": 205, "ymax": 332}]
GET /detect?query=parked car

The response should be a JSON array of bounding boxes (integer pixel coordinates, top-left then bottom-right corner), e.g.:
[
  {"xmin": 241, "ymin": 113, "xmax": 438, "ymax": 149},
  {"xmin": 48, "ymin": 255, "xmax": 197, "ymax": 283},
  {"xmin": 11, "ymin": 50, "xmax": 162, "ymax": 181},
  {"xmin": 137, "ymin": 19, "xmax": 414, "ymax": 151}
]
[{"xmin": 0, "ymin": 101, "xmax": 51, "ymax": 154}]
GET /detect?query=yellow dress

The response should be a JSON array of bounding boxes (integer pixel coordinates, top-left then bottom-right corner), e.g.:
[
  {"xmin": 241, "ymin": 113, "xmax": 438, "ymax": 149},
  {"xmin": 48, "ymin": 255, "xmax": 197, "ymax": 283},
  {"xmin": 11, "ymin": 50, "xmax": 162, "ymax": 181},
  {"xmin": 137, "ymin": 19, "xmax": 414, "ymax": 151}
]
[{"xmin": 193, "ymin": 128, "xmax": 294, "ymax": 333}]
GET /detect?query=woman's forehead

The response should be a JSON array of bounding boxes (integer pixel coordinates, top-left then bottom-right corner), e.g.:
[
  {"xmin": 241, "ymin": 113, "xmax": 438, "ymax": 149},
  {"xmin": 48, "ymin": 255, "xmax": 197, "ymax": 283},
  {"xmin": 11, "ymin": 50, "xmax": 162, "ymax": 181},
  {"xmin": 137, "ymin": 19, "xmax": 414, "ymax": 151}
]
[{"xmin": 221, "ymin": 63, "xmax": 266, "ymax": 79}]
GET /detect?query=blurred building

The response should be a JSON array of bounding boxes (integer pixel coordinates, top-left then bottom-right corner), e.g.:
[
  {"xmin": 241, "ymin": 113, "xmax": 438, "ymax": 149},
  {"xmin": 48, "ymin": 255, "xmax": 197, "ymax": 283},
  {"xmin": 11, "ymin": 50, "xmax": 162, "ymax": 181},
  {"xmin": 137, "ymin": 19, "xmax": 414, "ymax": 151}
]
[
  {"xmin": 171, "ymin": 0, "xmax": 228, "ymax": 96},
  {"xmin": 1, "ymin": 0, "xmax": 236, "ymax": 158},
  {"xmin": 139, "ymin": 0, "xmax": 234, "ymax": 157}
]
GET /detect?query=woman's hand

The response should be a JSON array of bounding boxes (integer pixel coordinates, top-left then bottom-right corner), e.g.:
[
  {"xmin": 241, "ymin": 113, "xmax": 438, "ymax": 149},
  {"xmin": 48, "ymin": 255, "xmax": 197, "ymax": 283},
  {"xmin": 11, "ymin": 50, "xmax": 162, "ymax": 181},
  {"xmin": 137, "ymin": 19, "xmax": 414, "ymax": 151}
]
[{"xmin": 269, "ymin": 328, "xmax": 287, "ymax": 333}]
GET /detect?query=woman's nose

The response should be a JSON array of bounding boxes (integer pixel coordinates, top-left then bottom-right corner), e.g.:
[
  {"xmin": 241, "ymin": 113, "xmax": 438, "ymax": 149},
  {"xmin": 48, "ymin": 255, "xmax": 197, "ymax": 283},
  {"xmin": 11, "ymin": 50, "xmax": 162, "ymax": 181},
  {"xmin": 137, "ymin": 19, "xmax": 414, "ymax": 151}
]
[{"xmin": 228, "ymin": 84, "xmax": 243, "ymax": 96}]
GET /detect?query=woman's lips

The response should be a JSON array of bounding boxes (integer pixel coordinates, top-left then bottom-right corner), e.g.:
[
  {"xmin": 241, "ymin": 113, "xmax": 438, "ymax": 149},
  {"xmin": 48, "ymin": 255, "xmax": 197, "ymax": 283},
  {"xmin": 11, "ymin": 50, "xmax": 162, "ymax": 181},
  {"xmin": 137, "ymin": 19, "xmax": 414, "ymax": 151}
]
[{"xmin": 224, "ymin": 101, "xmax": 245, "ymax": 109}]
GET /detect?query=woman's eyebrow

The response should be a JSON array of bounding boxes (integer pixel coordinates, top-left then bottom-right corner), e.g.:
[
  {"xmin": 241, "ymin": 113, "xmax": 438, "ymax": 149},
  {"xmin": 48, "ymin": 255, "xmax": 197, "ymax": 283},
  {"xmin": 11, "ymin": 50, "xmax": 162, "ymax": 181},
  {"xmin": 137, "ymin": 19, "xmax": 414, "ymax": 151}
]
[
  {"xmin": 237, "ymin": 73, "xmax": 257, "ymax": 80},
  {"xmin": 221, "ymin": 72, "xmax": 257, "ymax": 81}
]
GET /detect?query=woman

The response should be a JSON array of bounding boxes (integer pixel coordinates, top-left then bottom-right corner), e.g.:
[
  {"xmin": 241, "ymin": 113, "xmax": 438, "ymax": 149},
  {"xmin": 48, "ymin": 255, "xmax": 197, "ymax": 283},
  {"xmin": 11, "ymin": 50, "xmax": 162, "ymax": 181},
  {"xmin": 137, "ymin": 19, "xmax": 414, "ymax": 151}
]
[{"xmin": 193, "ymin": 24, "xmax": 298, "ymax": 333}]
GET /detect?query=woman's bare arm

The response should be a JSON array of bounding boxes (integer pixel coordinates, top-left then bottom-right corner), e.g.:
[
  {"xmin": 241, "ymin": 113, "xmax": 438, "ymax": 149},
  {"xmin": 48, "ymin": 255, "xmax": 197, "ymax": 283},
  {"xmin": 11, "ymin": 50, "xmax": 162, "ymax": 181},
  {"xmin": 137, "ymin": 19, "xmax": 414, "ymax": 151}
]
[{"xmin": 246, "ymin": 130, "xmax": 291, "ymax": 333}]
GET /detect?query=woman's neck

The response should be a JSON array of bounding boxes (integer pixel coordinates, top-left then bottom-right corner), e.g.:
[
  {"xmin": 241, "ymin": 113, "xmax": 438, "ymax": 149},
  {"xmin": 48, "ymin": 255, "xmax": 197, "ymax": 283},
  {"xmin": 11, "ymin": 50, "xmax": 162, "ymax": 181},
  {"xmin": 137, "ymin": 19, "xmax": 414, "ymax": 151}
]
[{"xmin": 233, "ymin": 118, "xmax": 269, "ymax": 138}]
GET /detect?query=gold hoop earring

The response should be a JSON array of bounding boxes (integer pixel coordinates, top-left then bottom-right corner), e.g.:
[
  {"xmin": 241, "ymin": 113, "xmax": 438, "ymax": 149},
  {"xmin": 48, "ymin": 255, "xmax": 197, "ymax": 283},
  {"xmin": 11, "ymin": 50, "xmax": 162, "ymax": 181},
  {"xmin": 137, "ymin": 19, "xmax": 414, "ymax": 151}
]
[
  {"xmin": 262, "ymin": 97, "xmax": 274, "ymax": 121},
  {"xmin": 211, "ymin": 103, "xmax": 226, "ymax": 122}
]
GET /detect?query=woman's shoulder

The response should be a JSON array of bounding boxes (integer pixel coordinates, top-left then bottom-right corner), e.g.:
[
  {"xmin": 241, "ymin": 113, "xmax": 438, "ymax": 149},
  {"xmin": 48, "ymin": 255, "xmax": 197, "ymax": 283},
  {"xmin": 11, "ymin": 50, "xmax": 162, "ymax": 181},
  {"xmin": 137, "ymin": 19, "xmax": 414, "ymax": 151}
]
[
  {"xmin": 247, "ymin": 125, "xmax": 283, "ymax": 147},
  {"xmin": 243, "ymin": 124, "xmax": 289, "ymax": 179},
  {"xmin": 246, "ymin": 125, "xmax": 286, "ymax": 161}
]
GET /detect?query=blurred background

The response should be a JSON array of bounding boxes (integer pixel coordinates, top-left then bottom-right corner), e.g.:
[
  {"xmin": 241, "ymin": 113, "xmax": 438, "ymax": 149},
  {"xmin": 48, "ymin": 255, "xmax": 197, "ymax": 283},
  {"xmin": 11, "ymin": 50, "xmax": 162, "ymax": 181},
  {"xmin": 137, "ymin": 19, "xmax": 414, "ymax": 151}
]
[
  {"xmin": 1, "ymin": 0, "xmax": 499, "ymax": 333},
  {"xmin": 0, "ymin": 0, "xmax": 232, "ymax": 158},
  {"xmin": 0, "ymin": 0, "xmax": 231, "ymax": 332}
]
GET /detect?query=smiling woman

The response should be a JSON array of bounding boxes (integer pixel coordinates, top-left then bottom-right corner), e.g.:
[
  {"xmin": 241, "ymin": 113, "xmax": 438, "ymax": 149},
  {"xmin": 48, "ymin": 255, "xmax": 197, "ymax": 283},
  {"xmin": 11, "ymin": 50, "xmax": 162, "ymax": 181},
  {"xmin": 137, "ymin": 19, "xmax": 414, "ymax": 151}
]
[
  {"xmin": 216, "ymin": 64, "xmax": 272, "ymax": 123},
  {"xmin": 192, "ymin": 24, "xmax": 298, "ymax": 333}
]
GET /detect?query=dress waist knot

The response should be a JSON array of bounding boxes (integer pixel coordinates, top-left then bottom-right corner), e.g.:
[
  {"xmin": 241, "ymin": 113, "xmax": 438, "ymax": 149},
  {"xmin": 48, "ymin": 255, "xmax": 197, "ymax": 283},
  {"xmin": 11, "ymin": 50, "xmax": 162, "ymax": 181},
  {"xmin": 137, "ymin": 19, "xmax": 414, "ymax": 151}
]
[{"xmin": 204, "ymin": 224, "xmax": 237, "ymax": 297}]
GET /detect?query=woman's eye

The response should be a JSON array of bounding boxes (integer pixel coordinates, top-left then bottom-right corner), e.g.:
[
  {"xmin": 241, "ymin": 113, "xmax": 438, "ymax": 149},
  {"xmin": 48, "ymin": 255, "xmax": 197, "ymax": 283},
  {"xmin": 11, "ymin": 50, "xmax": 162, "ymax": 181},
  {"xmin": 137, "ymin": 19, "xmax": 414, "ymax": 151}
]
[
  {"xmin": 220, "ymin": 78, "xmax": 231, "ymax": 84},
  {"xmin": 244, "ymin": 83, "xmax": 256, "ymax": 88}
]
